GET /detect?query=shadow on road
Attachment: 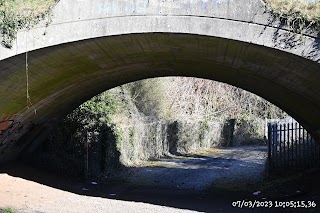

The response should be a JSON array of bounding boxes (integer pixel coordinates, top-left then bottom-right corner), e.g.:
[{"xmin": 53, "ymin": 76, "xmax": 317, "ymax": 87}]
[
  {"xmin": 1, "ymin": 146, "xmax": 319, "ymax": 212},
  {"xmin": 0, "ymin": 161, "xmax": 249, "ymax": 212}
]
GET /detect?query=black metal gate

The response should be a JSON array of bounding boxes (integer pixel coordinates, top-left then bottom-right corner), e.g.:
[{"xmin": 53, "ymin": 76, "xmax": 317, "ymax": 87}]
[{"xmin": 268, "ymin": 122, "xmax": 320, "ymax": 173}]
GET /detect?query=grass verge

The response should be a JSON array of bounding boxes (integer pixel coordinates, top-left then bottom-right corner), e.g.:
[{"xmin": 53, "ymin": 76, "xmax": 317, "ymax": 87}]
[{"xmin": 0, "ymin": 208, "xmax": 16, "ymax": 213}]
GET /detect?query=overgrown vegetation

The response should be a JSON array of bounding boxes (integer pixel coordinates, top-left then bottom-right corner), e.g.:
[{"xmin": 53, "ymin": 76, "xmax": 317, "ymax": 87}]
[
  {"xmin": 0, "ymin": 0, "xmax": 59, "ymax": 48},
  {"xmin": 128, "ymin": 79, "xmax": 172, "ymax": 120},
  {"xmin": 30, "ymin": 77, "xmax": 288, "ymax": 179},
  {"xmin": 0, "ymin": 208, "xmax": 16, "ymax": 213},
  {"xmin": 157, "ymin": 77, "xmax": 286, "ymax": 120},
  {"xmin": 31, "ymin": 91, "xmax": 124, "ymax": 177},
  {"xmin": 264, "ymin": 0, "xmax": 320, "ymax": 32}
]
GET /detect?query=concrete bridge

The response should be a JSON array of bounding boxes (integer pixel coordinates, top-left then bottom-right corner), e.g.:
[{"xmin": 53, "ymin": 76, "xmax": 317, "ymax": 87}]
[{"xmin": 0, "ymin": 0, "xmax": 320, "ymax": 163}]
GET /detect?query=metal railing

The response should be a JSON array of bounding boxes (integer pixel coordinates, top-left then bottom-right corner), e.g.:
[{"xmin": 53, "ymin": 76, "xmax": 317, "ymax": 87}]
[{"xmin": 268, "ymin": 122, "xmax": 320, "ymax": 173}]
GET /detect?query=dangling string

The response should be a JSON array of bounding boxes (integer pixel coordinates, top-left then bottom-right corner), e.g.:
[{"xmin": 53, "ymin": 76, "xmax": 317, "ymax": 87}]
[{"xmin": 25, "ymin": 28, "xmax": 37, "ymax": 115}]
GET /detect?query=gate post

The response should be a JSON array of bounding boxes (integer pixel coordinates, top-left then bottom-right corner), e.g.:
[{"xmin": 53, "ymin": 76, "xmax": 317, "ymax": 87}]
[{"xmin": 268, "ymin": 123, "xmax": 272, "ymax": 173}]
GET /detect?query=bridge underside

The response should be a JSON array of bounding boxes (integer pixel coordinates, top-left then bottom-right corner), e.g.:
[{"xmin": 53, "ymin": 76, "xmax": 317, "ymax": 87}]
[{"xmin": 1, "ymin": 33, "xmax": 320, "ymax": 162}]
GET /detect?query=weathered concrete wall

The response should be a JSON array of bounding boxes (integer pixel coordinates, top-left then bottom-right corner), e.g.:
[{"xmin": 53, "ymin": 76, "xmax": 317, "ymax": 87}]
[
  {"xmin": 1, "ymin": 0, "xmax": 319, "ymax": 61},
  {"xmin": 0, "ymin": 0, "xmax": 320, "ymax": 163}
]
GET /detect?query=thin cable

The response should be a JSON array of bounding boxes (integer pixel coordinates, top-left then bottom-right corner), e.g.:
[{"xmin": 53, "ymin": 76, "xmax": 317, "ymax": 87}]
[{"xmin": 25, "ymin": 29, "xmax": 37, "ymax": 115}]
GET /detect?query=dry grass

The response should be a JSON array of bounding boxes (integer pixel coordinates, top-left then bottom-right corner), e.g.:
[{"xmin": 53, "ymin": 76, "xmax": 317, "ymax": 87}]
[
  {"xmin": 158, "ymin": 77, "xmax": 286, "ymax": 120},
  {"xmin": 265, "ymin": 0, "xmax": 320, "ymax": 30}
]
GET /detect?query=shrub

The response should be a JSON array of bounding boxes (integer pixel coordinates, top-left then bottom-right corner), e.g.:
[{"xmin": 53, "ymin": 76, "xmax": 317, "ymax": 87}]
[
  {"xmin": 264, "ymin": 0, "xmax": 320, "ymax": 32},
  {"xmin": 127, "ymin": 79, "xmax": 172, "ymax": 119},
  {"xmin": 0, "ymin": 208, "xmax": 16, "ymax": 213},
  {"xmin": 0, "ymin": 0, "xmax": 59, "ymax": 48}
]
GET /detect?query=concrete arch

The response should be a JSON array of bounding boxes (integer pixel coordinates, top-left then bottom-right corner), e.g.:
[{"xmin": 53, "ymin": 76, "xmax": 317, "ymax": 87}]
[{"xmin": 0, "ymin": 0, "xmax": 320, "ymax": 162}]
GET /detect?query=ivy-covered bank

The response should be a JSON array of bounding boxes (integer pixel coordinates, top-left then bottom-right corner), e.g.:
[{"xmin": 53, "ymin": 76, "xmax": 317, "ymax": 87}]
[
  {"xmin": 0, "ymin": 0, "xmax": 59, "ymax": 48},
  {"xmin": 30, "ymin": 88, "xmax": 230, "ymax": 178},
  {"xmin": 29, "ymin": 77, "xmax": 282, "ymax": 179}
]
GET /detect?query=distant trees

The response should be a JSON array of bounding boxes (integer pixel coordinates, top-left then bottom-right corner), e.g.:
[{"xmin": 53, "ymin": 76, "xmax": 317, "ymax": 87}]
[{"xmin": 127, "ymin": 77, "xmax": 286, "ymax": 121}]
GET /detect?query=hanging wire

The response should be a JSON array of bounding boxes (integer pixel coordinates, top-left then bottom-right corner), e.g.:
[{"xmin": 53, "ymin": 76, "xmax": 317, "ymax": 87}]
[{"xmin": 25, "ymin": 25, "xmax": 37, "ymax": 115}]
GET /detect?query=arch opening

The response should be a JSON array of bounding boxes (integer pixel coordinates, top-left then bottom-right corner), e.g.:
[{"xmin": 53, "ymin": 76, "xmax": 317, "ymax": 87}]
[
  {"xmin": 0, "ymin": 33, "xmax": 320, "ymax": 163},
  {"xmin": 3, "ymin": 75, "xmax": 318, "ymax": 212}
]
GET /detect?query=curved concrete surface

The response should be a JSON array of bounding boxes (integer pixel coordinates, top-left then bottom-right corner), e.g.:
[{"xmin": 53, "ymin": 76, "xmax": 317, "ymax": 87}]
[{"xmin": 0, "ymin": 0, "xmax": 320, "ymax": 162}]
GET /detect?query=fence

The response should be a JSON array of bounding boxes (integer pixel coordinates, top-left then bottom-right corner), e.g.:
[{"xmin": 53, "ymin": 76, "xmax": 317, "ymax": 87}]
[{"xmin": 268, "ymin": 122, "xmax": 320, "ymax": 173}]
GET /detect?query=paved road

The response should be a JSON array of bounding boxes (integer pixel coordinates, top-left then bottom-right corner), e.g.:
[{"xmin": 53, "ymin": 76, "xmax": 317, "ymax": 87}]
[
  {"xmin": 128, "ymin": 146, "xmax": 267, "ymax": 192},
  {"xmin": 110, "ymin": 146, "xmax": 268, "ymax": 212},
  {"xmin": 5, "ymin": 146, "xmax": 318, "ymax": 212}
]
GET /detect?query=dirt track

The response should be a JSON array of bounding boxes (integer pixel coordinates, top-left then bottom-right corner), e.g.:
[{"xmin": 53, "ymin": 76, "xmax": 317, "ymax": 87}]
[
  {"xmin": 1, "ymin": 146, "xmax": 318, "ymax": 212},
  {"xmin": 0, "ymin": 172, "xmax": 199, "ymax": 213}
]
